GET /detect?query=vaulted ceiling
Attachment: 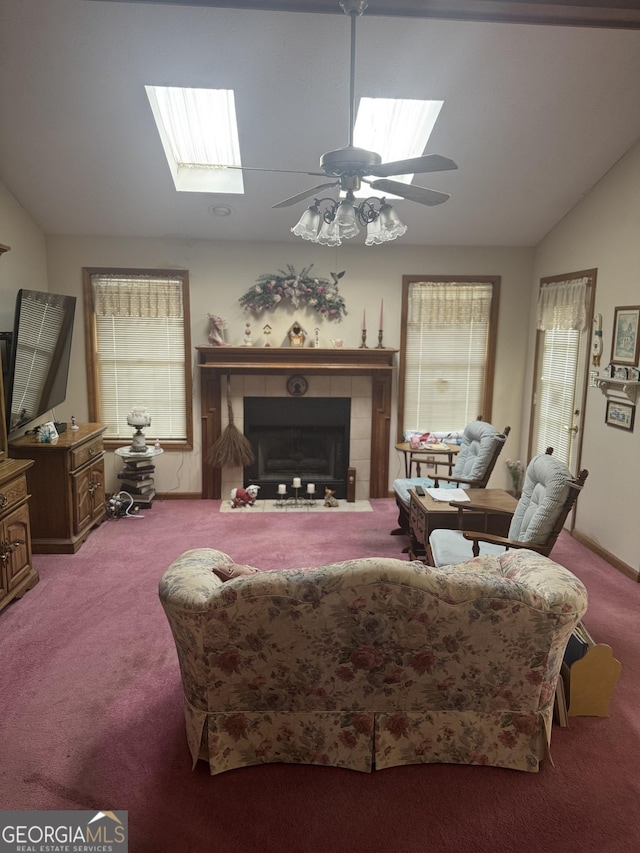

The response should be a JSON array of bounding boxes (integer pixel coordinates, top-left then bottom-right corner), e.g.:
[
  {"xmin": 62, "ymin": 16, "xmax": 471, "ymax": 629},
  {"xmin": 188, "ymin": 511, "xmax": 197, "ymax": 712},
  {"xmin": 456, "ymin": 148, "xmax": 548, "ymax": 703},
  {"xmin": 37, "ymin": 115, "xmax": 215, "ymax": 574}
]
[{"xmin": 1, "ymin": 0, "xmax": 640, "ymax": 247}]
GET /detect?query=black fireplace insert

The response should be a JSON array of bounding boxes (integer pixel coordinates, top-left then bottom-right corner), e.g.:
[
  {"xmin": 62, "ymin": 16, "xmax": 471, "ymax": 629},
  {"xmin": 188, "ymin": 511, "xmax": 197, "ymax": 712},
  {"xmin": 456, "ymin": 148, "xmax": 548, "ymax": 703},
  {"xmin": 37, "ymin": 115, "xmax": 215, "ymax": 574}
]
[{"xmin": 244, "ymin": 396, "xmax": 351, "ymax": 500}]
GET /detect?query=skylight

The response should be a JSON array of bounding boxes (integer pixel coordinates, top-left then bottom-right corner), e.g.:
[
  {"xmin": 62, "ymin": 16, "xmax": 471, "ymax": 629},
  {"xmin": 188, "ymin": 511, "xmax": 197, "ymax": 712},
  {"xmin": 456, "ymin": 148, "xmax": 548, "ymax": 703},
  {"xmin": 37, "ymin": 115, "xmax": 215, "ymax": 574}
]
[
  {"xmin": 353, "ymin": 98, "xmax": 443, "ymax": 198},
  {"xmin": 145, "ymin": 86, "xmax": 244, "ymax": 194}
]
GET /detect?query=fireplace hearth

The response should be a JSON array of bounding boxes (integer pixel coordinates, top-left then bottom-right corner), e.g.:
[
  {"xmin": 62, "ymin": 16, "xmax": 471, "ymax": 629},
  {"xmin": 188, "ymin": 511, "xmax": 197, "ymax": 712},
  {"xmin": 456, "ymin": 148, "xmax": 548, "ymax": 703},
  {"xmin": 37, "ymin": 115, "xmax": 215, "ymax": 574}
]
[{"xmin": 244, "ymin": 397, "xmax": 350, "ymax": 500}]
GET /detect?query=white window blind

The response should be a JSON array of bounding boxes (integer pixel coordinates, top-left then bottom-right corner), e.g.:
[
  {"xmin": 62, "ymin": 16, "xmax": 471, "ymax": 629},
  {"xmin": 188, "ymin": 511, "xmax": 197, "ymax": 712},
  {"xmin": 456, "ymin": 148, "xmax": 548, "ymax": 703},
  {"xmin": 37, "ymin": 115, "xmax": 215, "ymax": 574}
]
[
  {"xmin": 403, "ymin": 281, "xmax": 494, "ymax": 433},
  {"xmin": 89, "ymin": 274, "xmax": 188, "ymax": 441},
  {"xmin": 534, "ymin": 328, "xmax": 580, "ymax": 464},
  {"xmin": 12, "ymin": 293, "xmax": 65, "ymax": 418}
]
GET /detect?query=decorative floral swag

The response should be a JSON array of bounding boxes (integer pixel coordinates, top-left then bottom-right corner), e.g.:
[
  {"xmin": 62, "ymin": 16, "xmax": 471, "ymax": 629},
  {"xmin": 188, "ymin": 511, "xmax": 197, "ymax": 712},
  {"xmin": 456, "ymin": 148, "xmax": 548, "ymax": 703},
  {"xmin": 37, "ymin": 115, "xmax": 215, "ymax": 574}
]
[{"xmin": 239, "ymin": 264, "xmax": 347, "ymax": 322}]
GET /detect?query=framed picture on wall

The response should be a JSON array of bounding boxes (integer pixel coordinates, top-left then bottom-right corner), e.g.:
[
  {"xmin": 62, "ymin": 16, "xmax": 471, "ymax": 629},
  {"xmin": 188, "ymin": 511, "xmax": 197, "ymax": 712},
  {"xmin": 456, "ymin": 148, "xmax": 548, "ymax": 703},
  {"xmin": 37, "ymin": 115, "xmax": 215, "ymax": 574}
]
[
  {"xmin": 611, "ymin": 305, "xmax": 640, "ymax": 365},
  {"xmin": 605, "ymin": 399, "xmax": 635, "ymax": 432}
]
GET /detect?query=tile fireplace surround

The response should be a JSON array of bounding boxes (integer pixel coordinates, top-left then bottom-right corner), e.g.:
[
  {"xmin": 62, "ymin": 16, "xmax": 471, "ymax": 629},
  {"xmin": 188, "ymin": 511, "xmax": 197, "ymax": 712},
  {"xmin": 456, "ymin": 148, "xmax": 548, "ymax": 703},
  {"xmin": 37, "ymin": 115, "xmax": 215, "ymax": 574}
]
[{"xmin": 197, "ymin": 347, "xmax": 397, "ymax": 501}]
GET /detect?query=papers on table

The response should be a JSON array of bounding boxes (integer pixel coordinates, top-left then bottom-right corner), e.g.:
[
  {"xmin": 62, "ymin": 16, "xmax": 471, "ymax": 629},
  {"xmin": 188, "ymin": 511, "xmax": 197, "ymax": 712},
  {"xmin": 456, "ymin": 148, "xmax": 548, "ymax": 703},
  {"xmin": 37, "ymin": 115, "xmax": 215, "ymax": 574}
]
[{"xmin": 425, "ymin": 488, "xmax": 470, "ymax": 502}]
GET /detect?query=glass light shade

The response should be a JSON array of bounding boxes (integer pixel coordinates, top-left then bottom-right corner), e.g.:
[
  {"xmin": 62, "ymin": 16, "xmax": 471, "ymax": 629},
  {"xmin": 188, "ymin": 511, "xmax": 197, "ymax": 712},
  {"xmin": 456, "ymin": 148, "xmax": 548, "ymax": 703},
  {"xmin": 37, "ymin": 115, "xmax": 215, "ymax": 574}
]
[
  {"xmin": 365, "ymin": 216, "xmax": 385, "ymax": 246},
  {"xmin": 333, "ymin": 199, "xmax": 360, "ymax": 239},
  {"xmin": 317, "ymin": 217, "xmax": 342, "ymax": 246},
  {"xmin": 378, "ymin": 203, "xmax": 408, "ymax": 239},
  {"xmin": 291, "ymin": 205, "xmax": 321, "ymax": 241}
]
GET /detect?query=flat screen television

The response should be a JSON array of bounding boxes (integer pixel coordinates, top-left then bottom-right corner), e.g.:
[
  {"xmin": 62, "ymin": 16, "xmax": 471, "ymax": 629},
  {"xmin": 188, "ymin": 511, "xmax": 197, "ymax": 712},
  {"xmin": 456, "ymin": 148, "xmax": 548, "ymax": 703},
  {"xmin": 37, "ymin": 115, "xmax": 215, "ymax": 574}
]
[{"xmin": 4, "ymin": 289, "xmax": 77, "ymax": 434}]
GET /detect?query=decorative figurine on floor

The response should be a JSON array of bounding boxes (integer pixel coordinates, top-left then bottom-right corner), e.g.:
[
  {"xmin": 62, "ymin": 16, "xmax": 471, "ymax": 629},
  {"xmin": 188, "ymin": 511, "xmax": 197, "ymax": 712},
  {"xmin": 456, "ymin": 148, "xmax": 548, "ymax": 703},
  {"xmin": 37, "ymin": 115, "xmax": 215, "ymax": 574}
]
[
  {"xmin": 207, "ymin": 314, "xmax": 231, "ymax": 346},
  {"xmin": 324, "ymin": 487, "xmax": 339, "ymax": 507},
  {"xmin": 230, "ymin": 484, "xmax": 260, "ymax": 508}
]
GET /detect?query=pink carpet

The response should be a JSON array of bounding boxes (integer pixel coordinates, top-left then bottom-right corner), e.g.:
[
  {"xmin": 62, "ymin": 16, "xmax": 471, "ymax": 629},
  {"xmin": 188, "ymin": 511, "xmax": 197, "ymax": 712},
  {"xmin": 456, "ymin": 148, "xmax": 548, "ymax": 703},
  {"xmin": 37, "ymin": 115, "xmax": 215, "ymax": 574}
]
[{"xmin": 0, "ymin": 499, "xmax": 638, "ymax": 853}]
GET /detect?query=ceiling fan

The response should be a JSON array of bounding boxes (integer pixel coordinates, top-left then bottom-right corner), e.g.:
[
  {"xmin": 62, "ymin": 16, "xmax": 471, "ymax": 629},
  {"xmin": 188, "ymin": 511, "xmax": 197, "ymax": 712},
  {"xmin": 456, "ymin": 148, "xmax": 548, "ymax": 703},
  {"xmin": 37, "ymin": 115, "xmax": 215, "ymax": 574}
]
[{"xmin": 266, "ymin": 0, "xmax": 458, "ymax": 214}]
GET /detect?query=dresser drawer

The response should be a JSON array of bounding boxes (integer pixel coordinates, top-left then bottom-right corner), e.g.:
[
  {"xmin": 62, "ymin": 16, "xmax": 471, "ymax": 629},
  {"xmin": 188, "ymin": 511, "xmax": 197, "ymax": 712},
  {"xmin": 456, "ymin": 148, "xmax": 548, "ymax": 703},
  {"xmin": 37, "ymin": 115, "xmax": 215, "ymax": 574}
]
[
  {"xmin": 0, "ymin": 473, "xmax": 28, "ymax": 514},
  {"xmin": 70, "ymin": 436, "xmax": 104, "ymax": 470}
]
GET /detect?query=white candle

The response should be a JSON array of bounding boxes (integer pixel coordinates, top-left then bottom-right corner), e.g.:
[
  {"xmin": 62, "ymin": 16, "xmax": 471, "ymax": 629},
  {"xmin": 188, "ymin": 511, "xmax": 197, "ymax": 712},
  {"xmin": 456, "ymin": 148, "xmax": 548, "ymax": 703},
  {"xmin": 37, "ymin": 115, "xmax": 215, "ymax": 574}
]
[
  {"xmin": 278, "ymin": 483, "xmax": 286, "ymax": 494},
  {"xmin": 379, "ymin": 298, "xmax": 384, "ymax": 330},
  {"xmin": 307, "ymin": 483, "xmax": 315, "ymax": 494},
  {"xmin": 293, "ymin": 477, "xmax": 301, "ymax": 489},
  {"xmin": 362, "ymin": 310, "xmax": 366, "ymax": 330}
]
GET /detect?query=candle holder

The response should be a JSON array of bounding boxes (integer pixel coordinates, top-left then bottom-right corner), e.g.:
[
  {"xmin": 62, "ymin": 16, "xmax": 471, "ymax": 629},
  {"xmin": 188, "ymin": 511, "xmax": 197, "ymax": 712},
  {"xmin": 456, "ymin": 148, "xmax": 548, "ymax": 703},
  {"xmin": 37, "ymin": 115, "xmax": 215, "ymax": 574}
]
[
  {"xmin": 359, "ymin": 329, "xmax": 368, "ymax": 349},
  {"xmin": 275, "ymin": 482, "xmax": 319, "ymax": 508},
  {"xmin": 275, "ymin": 481, "xmax": 310, "ymax": 508},
  {"xmin": 376, "ymin": 329, "xmax": 384, "ymax": 349}
]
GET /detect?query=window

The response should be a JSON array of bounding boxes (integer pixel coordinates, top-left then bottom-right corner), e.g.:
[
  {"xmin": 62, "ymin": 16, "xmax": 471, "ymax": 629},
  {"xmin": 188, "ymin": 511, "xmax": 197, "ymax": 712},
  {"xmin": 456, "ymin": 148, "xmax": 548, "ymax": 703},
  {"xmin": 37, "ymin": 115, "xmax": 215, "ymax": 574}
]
[
  {"xmin": 534, "ymin": 327, "xmax": 580, "ymax": 462},
  {"xmin": 145, "ymin": 86, "xmax": 244, "ymax": 194},
  {"xmin": 398, "ymin": 276, "xmax": 500, "ymax": 438},
  {"xmin": 530, "ymin": 272, "xmax": 595, "ymax": 469},
  {"xmin": 83, "ymin": 269, "xmax": 193, "ymax": 448},
  {"xmin": 353, "ymin": 98, "xmax": 443, "ymax": 199}
]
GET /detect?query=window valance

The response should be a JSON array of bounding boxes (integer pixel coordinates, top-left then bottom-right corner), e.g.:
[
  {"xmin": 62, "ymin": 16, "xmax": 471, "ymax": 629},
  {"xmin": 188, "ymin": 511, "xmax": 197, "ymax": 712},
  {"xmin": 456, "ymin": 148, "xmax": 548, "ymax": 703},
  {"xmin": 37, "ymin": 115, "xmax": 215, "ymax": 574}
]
[
  {"xmin": 537, "ymin": 277, "xmax": 590, "ymax": 332},
  {"xmin": 408, "ymin": 281, "xmax": 493, "ymax": 325},
  {"xmin": 92, "ymin": 275, "xmax": 184, "ymax": 318}
]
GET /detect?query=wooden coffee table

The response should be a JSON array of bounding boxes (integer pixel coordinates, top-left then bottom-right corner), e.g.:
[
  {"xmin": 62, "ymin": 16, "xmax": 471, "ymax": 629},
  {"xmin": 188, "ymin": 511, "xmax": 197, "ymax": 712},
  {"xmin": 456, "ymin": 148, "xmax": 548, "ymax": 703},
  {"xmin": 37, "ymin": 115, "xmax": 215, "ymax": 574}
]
[{"xmin": 408, "ymin": 488, "xmax": 518, "ymax": 561}]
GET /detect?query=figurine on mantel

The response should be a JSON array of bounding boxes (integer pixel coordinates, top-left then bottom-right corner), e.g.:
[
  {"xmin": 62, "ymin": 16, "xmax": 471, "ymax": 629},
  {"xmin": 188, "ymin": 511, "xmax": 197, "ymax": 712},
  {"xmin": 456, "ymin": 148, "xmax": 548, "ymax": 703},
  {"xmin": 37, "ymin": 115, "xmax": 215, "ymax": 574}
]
[
  {"xmin": 287, "ymin": 321, "xmax": 307, "ymax": 347},
  {"xmin": 243, "ymin": 322, "xmax": 253, "ymax": 347},
  {"xmin": 207, "ymin": 313, "xmax": 231, "ymax": 347}
]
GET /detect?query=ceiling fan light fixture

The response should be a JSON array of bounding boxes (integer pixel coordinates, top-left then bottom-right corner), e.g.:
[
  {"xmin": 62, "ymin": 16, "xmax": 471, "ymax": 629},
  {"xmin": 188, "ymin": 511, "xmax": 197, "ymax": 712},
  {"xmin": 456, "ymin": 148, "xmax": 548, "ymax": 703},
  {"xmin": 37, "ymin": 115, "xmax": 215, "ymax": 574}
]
[
  {"xmin": 378, "ymin": 203, "xmax": 408, "ymax": 240},
  {"xmin": 291, "ymin": 204, "xmax": 321, "ymax": 240},
  {"xmin": 364, "ymin": 216, "xmax": 384, "ymax": 246},
  {"xmin": 334, "ymin": 198, "xmax": 360, "ymax": 239},
  {"xmin": 317, "ymin": 216, "xmax": 342, "ymax": 247}
]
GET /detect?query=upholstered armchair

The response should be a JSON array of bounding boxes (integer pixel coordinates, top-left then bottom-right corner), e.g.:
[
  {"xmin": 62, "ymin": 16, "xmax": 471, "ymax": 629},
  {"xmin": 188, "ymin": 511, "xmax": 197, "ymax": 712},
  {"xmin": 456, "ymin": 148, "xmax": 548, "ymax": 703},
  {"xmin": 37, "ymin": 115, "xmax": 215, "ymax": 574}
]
[
  {"xmin": 392, "ymin": 420, "xmax": 510, "ymax": 540},
  {"xmin": 427, "ymin": 448, "xmax": 588, "ymax": 567}
]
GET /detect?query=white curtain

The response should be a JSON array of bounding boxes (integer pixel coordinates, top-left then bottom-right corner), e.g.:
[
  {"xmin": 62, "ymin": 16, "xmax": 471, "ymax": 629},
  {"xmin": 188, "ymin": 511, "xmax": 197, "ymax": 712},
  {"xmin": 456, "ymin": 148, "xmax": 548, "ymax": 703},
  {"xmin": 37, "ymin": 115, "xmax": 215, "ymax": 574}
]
[{"xmin": 537, "ymin": 277, "xmax": 590, "ymax": 331}]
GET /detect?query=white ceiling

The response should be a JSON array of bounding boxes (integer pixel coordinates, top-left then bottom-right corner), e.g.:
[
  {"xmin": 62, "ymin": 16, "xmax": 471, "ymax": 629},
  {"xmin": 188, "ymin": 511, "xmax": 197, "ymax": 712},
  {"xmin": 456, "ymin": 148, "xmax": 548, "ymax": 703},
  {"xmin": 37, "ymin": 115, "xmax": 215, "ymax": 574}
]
[{"xmin": 1, "ymin": 0, "xmax": 640, "ymax": 247}]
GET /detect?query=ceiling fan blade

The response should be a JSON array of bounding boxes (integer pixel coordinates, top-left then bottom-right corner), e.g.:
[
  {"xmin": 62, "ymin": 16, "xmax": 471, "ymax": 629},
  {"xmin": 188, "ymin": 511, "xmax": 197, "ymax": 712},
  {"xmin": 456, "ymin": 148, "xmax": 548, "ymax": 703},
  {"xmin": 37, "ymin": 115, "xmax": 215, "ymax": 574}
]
[
  {"xmin": 369, "ymin": 154, "xmax": 458, "ymax": 178},
  {"xmin": 369, "ymin": 179, "xmax": 451, "ymax": 207},
  {"xmin": 220, "ymin": 164, "xmax": 327, "ymax": 177},
  {"xmin": 272, "ymin": 181, "xmax": 340, "ymax": 209}
]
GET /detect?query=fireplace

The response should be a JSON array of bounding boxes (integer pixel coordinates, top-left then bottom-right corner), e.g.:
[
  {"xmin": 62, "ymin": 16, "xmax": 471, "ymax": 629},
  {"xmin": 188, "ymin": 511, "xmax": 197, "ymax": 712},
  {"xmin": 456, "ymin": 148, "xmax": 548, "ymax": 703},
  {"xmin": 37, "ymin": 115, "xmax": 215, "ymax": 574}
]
[
  {"xmin": 197, "ymin": 346, "xmax": 396, "ymax": 500},
  {"xmin": 244, "ymin": 397, "xmax": 350, "ymax": 499}
]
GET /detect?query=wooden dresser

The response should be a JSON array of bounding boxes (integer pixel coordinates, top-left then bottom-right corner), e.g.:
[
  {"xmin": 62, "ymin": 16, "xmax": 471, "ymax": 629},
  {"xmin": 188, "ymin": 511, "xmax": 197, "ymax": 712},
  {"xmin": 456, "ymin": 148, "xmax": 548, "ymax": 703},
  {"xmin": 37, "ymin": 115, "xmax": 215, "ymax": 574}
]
[
  {"xmin": 0, "ymin": 351, "xmax": 38, "ymax": 612},
  {"xmin": 0, "ymin": 457, "xmax": 37, "ymax": 612},
  {"xmin": 10, "ymin": 423, "xmax": 106, "ymax": 554}
]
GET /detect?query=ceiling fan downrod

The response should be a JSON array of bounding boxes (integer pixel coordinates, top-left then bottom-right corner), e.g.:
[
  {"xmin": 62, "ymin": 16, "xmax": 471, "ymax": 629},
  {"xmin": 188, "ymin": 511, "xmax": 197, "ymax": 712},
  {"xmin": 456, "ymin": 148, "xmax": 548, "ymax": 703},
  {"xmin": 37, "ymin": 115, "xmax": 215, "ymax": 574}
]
[{"xmin": 339, "ymin": 0, "xmax": 368, "ymax": 149}]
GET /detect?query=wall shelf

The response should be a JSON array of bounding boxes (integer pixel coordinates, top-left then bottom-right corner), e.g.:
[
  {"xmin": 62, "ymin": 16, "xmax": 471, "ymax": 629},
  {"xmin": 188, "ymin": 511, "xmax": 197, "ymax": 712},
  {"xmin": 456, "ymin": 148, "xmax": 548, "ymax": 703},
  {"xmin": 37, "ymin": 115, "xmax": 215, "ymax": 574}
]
[{"xmin": 595, "ymin": 378, "xmax": 640, "ymax": 403}]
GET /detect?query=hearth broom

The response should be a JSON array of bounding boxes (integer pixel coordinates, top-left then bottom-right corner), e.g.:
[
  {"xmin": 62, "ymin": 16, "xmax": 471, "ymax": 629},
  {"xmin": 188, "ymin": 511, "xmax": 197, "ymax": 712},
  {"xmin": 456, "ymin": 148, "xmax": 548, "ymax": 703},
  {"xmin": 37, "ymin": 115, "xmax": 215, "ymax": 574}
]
[{"xmin": 206, "ymin": 374, "xmax": 255, "ymax": 469}]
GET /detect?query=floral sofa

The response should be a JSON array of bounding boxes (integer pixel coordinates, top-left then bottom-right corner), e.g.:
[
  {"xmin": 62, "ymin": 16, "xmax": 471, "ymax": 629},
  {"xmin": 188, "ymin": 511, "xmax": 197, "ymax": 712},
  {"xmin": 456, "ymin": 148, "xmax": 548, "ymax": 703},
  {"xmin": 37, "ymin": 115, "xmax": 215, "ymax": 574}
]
[{"xmin": 159, "ymin": 547, "xmax": 587, "ymax": 776}]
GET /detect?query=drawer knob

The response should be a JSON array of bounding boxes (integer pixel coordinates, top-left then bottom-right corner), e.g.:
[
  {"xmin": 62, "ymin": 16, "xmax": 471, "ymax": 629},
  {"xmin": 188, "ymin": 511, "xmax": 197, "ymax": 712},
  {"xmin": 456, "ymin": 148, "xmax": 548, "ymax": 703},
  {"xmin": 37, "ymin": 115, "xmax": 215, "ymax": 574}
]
[{"xmin": 0, "ymin": 493, "xmax": 7, "ymax": 509}]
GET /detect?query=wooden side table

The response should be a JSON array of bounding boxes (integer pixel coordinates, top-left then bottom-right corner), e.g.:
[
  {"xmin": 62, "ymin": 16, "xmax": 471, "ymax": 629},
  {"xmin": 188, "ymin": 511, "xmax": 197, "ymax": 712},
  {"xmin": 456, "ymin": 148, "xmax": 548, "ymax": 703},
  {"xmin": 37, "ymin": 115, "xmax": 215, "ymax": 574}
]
[
  {"xmin": 395, "ymin": 442, "xmax": 459, "ymax": 478},
  {"xmin": 409, "ymin": 488, "xmax": 517, "ymax": 561}
]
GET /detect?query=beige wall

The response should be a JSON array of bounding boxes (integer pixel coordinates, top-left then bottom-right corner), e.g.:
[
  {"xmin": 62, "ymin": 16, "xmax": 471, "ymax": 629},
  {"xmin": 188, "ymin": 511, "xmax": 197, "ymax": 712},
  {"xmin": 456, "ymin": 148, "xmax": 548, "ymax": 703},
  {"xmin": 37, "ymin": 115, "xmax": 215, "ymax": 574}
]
[
  {"xmin": 531, "ymin": 138, "xmax": 640, "ymax": 571},
  {"xmin": 0, "ymin": 183, "xmax": 48, "ymax": 332},
  {"xmin": 42, "ymin": 235, "xmax": 533, "ymax": 497},
  {"xmin": 5, "ymin": 148, "xmax": 639, "ymax": 570}
]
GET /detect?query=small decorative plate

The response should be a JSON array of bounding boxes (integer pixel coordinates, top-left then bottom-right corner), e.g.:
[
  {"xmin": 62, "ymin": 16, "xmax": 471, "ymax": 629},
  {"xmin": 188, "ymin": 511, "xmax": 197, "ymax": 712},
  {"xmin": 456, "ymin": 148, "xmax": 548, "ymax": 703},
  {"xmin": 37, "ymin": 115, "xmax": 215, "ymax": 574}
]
[{"xmin": 287, "ymin": 374, "xmax": 308, "ymax": 396}]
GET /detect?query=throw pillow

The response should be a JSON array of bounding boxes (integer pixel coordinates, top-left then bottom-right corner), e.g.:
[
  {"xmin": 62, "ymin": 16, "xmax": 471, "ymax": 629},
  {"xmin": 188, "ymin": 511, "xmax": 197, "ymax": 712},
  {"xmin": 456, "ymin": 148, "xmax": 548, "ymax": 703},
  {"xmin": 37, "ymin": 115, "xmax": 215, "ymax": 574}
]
[{"xmin": 212, "ymin": 562, "xmax": 260, "ymax": 581}]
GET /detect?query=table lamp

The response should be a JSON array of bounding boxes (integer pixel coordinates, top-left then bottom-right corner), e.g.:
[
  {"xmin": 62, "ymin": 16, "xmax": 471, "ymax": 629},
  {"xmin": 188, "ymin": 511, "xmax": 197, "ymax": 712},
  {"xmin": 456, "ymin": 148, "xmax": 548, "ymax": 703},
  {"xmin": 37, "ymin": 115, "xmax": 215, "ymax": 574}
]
[{"xmin": 126, "ymin": 406, "xmax": 151, "ymax": 452}]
